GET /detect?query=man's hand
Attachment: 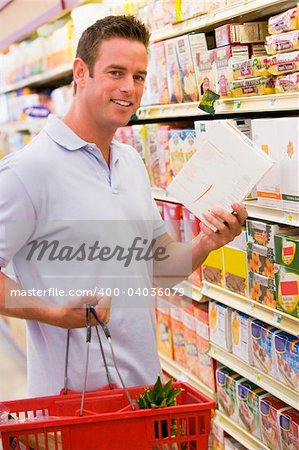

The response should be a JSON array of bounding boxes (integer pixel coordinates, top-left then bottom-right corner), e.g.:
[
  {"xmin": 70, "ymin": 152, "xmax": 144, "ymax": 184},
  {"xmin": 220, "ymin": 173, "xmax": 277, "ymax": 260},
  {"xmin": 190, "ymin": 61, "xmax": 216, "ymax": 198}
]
[
  {"xmin": 56, "ymin": 294, "xmax": 111, "ymax": 329},
  {"xmin": 199, "ymin": 202, "xmax": 248, "ymax": 252}
]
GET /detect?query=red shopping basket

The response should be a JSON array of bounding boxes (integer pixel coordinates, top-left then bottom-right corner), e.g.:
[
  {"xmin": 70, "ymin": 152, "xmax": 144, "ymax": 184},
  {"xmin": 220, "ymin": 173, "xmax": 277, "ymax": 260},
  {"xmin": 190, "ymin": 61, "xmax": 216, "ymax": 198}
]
[{"xmin": 0, "ymin": 382, "xmax": 215, "ymax": 450}]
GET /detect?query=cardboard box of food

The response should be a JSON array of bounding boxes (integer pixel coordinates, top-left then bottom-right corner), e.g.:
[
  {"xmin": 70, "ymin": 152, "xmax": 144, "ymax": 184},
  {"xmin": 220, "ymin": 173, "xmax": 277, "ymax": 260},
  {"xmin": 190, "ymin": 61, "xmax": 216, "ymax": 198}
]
[
  {"xmin": 275, "ymin": 234, "xmax": 299, "ymax": 272},
  {"xmin": 248, "ymin": 271, "xmax": 277, "ymax": 309},
  {"xmin": 215, "ymin": 45, "xmax": 250, "ymax": 96},
  {"xmin": 163, "ymin": 202, "xmax": 183, "ymax": 242},
  {"xmin": 247, "ymin": 243, "xmax": 275, "ymax": 278},
  {"xmin": 231, "ymin": 310, "xmax": 254, "ymax": 365},
  {"xmin": 157, "ymin": 125, "xmax": 174, "ymax": 189},
  {"xmin": 209, "ymin": 300, "xmax": 232, "ymax": 351},
  {"xmin": 259, "ymin": 395, "xmax": 291, "ymax": 450},
  {"xmin": 278, "ymin": 408, "xmax": 299, "ymax": 450},
  {"xmin": 181, "ymin": 297, "xmax": 198, "ymax": 376},
  {"xmin": 274, "ymin": 331, "xmax": 299, "ymax": 392},
  {"xmin": 176, "ymin": 34, "xmax": 200, "ymax": 102},
  {"xmin": 191, "ymin": 49, "xmax": 217, "ymax": 97},
  {"xmin": 250, "ymin": 320, "xmax": 279, "ymax": 377},
  {"xmin": 246, "ymin": 218, "xmax": 292, "ymax": 252},
  {"xmin": 202, "ymin": 247, "xmax": 224, "ymax": 286},
  {"xmin": 223, "ymin": 246, "xmax": 248, "ymax": 296},
  {"xmin": 156, "ymin": 295, "xmax": 174, "ymax": 359},
  {"xmin": 169, "ymin": 295, "xmax": 186, "ymax": 366},
  {"xmin": 216, "ymin": 366, "xmax": 246, "ymax": 421},
  {"xmin": 236, "ymin": 379, "xmax": 267, "ymax": 438},
  {"xmin": 165, "ymin": 37, "xmax": 184, "ymax": 103},
  {"xmin": 168, "ymin": 128, "xmax": 185, "ymax": 176},
  {"xmin": 275, "ymin": 264, "xmax": 299, "ymax": 318}
]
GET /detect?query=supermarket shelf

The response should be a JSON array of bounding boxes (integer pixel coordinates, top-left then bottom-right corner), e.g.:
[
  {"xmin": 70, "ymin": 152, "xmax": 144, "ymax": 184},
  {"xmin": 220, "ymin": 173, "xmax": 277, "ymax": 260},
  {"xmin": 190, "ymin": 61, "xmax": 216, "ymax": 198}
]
[
  {"xmin": 244, "ymin": 199, "xmax": 299, "ymax": 227},
  {"xmin": 152, "ymin": 187, "xmax": 179, "ymax": 203},
  {"xmin": 159, "ymin": 353, "xmax": 216, "ymax": 400},
  {"xmin": 214, "ymin": 410, "xmax": 270, "ymax": 450},
  {"xmin": 209, "ymin": 343, "xmax": 298, "ymax": 410},
  {"xmin": 0, "ymin": 63, "xmax": 72, "ymax": 95},
  {"xmin": 0, "ymin": 118, "xmax": 47, "ymax": 133},
  {"xmin": 174, "ymin": 280, "xmax": 204, "ymax": 302},
  {"xmin": 137, "ymin": 93, "xmax": 299, "ymax": 120},
  {"xmin": 202, "ymin": 281, "xmax": 299, "ymax": 337},
  {"xmin": 151, "ymin": 0, "xmax": 298, "ymax": 41}
]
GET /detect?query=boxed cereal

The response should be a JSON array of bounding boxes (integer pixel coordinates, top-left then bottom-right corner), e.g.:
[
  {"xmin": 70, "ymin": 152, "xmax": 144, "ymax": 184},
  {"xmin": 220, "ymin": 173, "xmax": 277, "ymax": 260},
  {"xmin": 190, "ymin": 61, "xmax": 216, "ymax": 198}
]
[
  {"xmin": 215, "ymin": 45, "xmax": 250, "ymax": 97},
  {"xmin": 147, "ymin": 124, "xmax": 161, "ymax": 188},
  {"xmin": 132, "ymin": 125, "xmax": 150, "ymax": 179},
  {"xmin": 181, "ymin": 297, "xmax": 198, "ymax": 376},
  {"xmin": 165, "ymin": 37, "xmax": 183, "ymax": 103},
  {"xmin": 169, "ymin": 294, "xmax": 186, "ymax": 366},
  {"xmin": 215, "ymin": 22, "xmax": 267, "ymax": 47},
  {"xmin": 191, "ymin": 49, "xmax": 216, "ymax": 97},
  {"xmin": 216, "ymin": 366, "xmax": 245, "ymax": 421},
  {"xmin": 168, "ymin": 128, "xmax": 185, "ymax": 176},
  {"xmin": 231, "ymin": 310, "xmax": 254, "ymax": 365},
  {"xmin": 275, "ymin": 234, "xmax": 299, "ymax": 272},
  {"xmin": 163, "ymin": 202, "xmax": 183, "ymax": 242},
  {"xmin": 248, "ymin": 271, "xmax": 277, "ymax": 309},
  {"xmin": 193, "ymin": 301, "xmax": 209, "ymax": 354},
  {"xmin": 232, "ymin": 56, "xmax": 270, "ymax": 80},
  {"xmin": 202, "ymin": 247, "xmax": 224, "ymax": 287},
  {"xmin": 209, "ymin": 300, "xmax": 232, "ymax": 351},
  {"xmin": 250, "ymin": 320, "xmax": 279, "ymax": 376},
  {"xmin": 157, "ymin": 125, "xmax": 174, "ymax": 189},
  {"xmin": 279, "ymin": 408, "xmax": 299, "ymax": 450},
  {"xmin": 247, "ymin": 242, "xmax": 275, "ymax": 278},
  {"xmin": 275, "ymin": 264, "xmax": 299, "ymax": 318},
  {"xmin": 176, "ymin": 34, "xmax": 201, "ymax": 102},
  {"xmin": 181, "ymin": 129, "xmax": 196, "ymax": 162},
  {"xmin": 274, "ymin": 331, "xmax": 299, "ymax": 392},
  {"xmin": 223, "ymin": 246, "xmax": 248, "ymax": 296},
  {"xmin": 236, "ymin": 379, "xmax": 267, "ymax": 438},
  {"xmin": 182, "ymin": 206, "xmax": 202, "ymax": 287},
  {"xmin": 150, "ymin": 42, "xmax": 170, "ymax": 105},
  {"xmin": 145, "ymin": 45, "xmax": 159, "ymax": 105},
  {"xmin": 156, "ymin": 295, "xmax": 173, "ymax": 359},
  {"xmin": 259, "ymin": 395, "xmax": 291, "ymax": 449},
  {"xmin": 198, "ymin": 352, "xmax": 217, "ymax": 392}
]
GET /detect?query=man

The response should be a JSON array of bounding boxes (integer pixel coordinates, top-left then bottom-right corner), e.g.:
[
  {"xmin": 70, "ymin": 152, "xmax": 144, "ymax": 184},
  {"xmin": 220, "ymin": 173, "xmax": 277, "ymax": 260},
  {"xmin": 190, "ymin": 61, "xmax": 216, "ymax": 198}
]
[{"xmin": 0, "ymin": 15, "xmax": 247, "ymax": 397}]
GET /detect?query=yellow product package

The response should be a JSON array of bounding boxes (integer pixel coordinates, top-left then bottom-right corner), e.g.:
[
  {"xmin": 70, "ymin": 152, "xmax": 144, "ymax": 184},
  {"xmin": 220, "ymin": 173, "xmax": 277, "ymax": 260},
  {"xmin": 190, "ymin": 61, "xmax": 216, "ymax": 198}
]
[
  {"xmin": 232, "ymin": 57, "xmax": 269, "ymax": 80},
  {"xmin": 268, "ymin": 51, "xmax": 299, "ymax": 75},
  {"xmin": 231, "ymin": 76, "xmax": 275, "ymax": 97},
  {"xmin": 266, "ymin": 30, "xmax": 299, "ymax": 55},
  {"xmin": 275, "ymin": 71, "xmax": 299, "ymax": 92},
  {"xmin": 268, "ymin": 7, "xmax": 298, "ymax": 35}
]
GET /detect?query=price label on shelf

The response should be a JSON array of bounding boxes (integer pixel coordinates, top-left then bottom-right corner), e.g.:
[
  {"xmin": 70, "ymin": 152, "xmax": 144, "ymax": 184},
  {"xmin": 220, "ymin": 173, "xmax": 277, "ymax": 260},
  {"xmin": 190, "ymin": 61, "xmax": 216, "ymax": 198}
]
[
  {"xmin": 274, "ymin": 313, "xmax": 282, "ymax": 325},
  {"xmin": 256, "ymin": 374, "xmax": 261, "ymax": 383},
  {"xmin": 249, "ymin": 301, "xmax": 256, "ymax": 313},
  {"xmin": 269, "ymin": 98, "xmax": 276, "ymax": 107},
  {"xmin": 201, "ymin": 284, "xmax": 210, "ymax": 296},
  {"xmin": 233, "ymin": 101, "xmax": 241, "ymax": 111}
]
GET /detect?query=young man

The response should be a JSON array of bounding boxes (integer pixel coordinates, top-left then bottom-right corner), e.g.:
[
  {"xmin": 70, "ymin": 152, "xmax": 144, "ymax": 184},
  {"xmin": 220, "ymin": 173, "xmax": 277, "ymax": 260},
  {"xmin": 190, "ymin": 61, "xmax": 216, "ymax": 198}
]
[{"xmin": 0, "ymin": 15, "xmax": 247, "ymax": 397}]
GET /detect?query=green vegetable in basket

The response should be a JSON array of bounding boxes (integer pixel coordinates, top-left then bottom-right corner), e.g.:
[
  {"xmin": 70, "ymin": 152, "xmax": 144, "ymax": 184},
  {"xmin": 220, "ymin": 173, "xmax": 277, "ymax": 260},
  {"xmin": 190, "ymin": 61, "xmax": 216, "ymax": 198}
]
[{"xmin": 135, "ymin": 376, "xmax": 181, "ymax": 409}]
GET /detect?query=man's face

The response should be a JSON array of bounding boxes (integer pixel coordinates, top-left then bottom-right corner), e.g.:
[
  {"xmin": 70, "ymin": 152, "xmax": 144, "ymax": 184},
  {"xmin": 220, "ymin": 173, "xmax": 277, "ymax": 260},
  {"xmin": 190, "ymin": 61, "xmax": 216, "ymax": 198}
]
[{"xmin": 83, "ymin": 37, "xmax": 148, "ymax": 131}]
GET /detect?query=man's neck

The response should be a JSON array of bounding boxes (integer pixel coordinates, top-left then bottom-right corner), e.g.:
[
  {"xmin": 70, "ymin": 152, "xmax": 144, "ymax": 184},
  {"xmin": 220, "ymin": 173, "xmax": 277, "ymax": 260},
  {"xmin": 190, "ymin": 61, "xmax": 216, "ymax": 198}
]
[{"xmin": 63, "ymin": 104, "xmax": 114, "ymax": 166}]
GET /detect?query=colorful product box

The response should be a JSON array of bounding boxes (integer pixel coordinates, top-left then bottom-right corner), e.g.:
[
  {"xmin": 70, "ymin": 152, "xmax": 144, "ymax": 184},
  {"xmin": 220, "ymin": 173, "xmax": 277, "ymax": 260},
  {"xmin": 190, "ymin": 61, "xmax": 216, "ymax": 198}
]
[
  {"xmin": 232, "ymin": 56, "xmax": 270, "ymax": 80},
  {"xmin": 275, "ymin": 234, "xmax": 299, "ymax": 272},
  {"xmin": 157, "ymin": 125, "xmax": 174, "ymax": 189},
  {"xmin": 274, "ymin": 332, "xmax": 299, "ymax": 392},
  {"xmin": 181, "ymin": 129, "xmax": 196, "ymax": 162},
  {"xmin": 176, "ymin": 34, "xmax": 201, "ymax": 102},
  {"xmin": 169, "ymin": 295, "xmax": 186, "ymax": 366},
  {"xmin": 268, "ymin": 7, "xmax": 299, "ymax": 35},
  {"xmin": 216, "ymin": 366, "xmax": 245, "ymax": 422},
  {"xmin": 198, "ymin": 352, "xmax": 216, "ymax": 392},
  {"xmin": 236, "ymin": 379, "xmax": 267, "ymax": 438},
  {"xmin": 275, "ymin": 72, "xmax": 299, "ymax": 93},
  {"xmin": 259, "ymin": 395, "xmax": 290, "ymax": 450},
  {"xmin": 183, "ymin": 207, "xmax": 202, "ymax": 287},
  {"xmin": 209, "ymin": 300, "xmax": 232, "ymax": 351},
  {"xmin": 223, "ymin": 246, "xmax": 248, "ymax": 296},
  {"xmin": 266, "ymin": 31, "xmax": 299, "ymax": 55},
  {"xmin": 215, "ymin": 22, "xmax": 267, "ymax": 47},
  {"xmin": 247, "ymin": 242, "xmax": 275, "ymax": 278},
  {"xmin": 279, "ymin": 408, "xmax": 299, "ymax": 450},
  {"xmin": 147, "ymin": 124, "xmax": 161, "ymax": 188},
  {"xmin": 132, "ymin": 125, "xmax": 150, "ymax": 180},
  {"xmin": 193, "ymin": 302, "xmax": 209, "ymax": 354},
  {"xmin": 202, "ymin": 247, "xmax": 224, "ymax": 287},
  {"xmin": 248, "ymin": 271, "xmax": 277, "ymax": 308},
  {"xmin": 165, "ymin": 37, "xmax": 184, "ymax": 104},
  {"xmin": 215, "ymin": 45, "xmax": 250, "ymax": 97},
  {"xmin": 155, "ymin": 200, "xmax": 165, "ymax": 219},
  {"xmin": 114, "ymin": 126, "xmax": 135, "ymax": 147},
  {"xmin": 145, "ymin": 45, "xmax": 160, "ymax": 105},
  {"xmin": 250, "ymin": 320, "xmax": 279, "ymax": 377},
  {"xmin": 181, "ymin": 297, "xmax": 198, "ymax": 377},
  {"xmin": 231, "ymin": 311, "xmax": 254, "ymax": 365},
  {"xmin": 163, "ymin": 202, "xmax": 183, "ymax": 242},
  {"xmin": 246, "ymin": 218, "xmax": 292, "ymax": 252},
  {"xmin": 151, "ymin": 42, "xmax": 170, "ymax": 105},
  {"xmin": 275, "ymin": 264, "xmax": 299, "ymax": 318},
  {"xmin": 215, "ymin": 23, "xmax": 241, "ymax": 47},
  {"xmin": 267, "ymin": 50, "xmax": 299, "ymax": 75},
  {"xmin": 191, "ymin": 49, "xmax": 216, "ymax": 97},
  {"xmin": 231, "ymin": 76, "xmax": 275, "ymax": 97},
  {"xmin": 168, "ymin": 128, "xmax": 185, "ymax": 176},
  {"xmin": 156, "ymin": 295, "xmax": 174, "ymax": 359}
]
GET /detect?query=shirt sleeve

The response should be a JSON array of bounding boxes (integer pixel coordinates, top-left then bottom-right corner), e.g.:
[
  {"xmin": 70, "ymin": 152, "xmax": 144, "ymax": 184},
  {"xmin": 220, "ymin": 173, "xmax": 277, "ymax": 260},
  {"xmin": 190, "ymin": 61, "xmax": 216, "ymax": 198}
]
[{"xmin": 0, "ymin": 164, "xmax": 36, "ymax": 267}]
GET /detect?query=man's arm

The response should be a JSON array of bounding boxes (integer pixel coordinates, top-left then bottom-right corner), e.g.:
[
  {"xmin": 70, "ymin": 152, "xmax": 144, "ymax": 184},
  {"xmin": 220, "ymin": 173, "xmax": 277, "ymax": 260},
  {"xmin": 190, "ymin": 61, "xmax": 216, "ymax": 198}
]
[
  {"xmin": 0, "ymin": 271, "xmax": 111, "ymax": 328},
  {"xmin": 153, "ymin": 203, "xmax": 247, "ymax": 287}
]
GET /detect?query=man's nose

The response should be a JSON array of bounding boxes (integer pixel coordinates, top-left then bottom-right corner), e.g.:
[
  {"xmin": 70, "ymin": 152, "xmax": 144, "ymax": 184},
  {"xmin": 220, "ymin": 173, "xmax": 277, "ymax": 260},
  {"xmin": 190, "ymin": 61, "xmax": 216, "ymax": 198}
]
[{"xmin": 120, "ymin": 75, "xmax": 134, "ymax": 93}]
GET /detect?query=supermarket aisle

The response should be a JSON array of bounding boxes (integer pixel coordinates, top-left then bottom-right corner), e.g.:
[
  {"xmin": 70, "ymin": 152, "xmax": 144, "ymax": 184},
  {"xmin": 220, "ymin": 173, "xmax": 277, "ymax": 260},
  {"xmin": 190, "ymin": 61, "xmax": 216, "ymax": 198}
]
[{"xmin": 0, "ymin": 321, "xmax": 27, "ymax": 401}]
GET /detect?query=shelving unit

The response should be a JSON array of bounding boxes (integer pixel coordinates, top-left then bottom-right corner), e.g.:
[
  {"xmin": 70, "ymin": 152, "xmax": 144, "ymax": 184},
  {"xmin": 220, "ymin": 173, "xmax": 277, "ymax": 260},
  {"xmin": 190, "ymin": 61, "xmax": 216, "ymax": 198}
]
[
  {"xmin": 202, "ymin": 281, "xmax": 299, "ymax": 336},
  {"xmin": 151, "ymin": 0, "xmax": 298, "ymax": 41},
  {"xmin": 243, "ymin": 200, "xmax": 299, "ymax": 227},
  {"xmin": 159, "ymin": 352, "xmax": 216, "ymax": 400},
  {"xmin": 0, "ymin": 119, "xmax": 47, "ymax": 133},
  {"xmin": 214, "ymin": 410, "xmax": 270, "ymax": 450},
  {"xmin": 174, "ymin": 280, "xmax": 203, "ymax": 302},
  {"xmin": 209, "ymin": 343, "xmax": 298, "ymax": 409}
]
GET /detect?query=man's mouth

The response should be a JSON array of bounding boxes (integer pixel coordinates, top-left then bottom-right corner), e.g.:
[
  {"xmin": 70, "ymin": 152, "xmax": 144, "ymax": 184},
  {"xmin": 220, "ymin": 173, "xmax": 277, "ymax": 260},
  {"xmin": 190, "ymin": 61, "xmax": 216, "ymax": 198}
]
[{"xmin": 111, "ymin": 99, "xmax": 133, "ymax": 107}]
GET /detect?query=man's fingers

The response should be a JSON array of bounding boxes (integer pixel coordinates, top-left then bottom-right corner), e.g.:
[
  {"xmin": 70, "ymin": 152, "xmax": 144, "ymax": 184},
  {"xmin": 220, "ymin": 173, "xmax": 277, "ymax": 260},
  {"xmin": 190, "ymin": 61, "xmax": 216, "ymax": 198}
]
[
  {"xmin": 231, "ymin": 203, "xmax": 248, "ymax": 225},
  {"xmin": 94, "ymin": 295, "xmax": 111, "ymax": 324}
]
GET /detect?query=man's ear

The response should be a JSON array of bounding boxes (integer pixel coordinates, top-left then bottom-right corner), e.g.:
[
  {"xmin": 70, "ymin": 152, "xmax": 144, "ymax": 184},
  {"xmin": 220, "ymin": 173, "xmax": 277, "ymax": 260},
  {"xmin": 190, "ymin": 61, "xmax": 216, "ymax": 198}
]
[{"xmin": 73, "ymin": 58, "xmax": 89, "ymax": 89}]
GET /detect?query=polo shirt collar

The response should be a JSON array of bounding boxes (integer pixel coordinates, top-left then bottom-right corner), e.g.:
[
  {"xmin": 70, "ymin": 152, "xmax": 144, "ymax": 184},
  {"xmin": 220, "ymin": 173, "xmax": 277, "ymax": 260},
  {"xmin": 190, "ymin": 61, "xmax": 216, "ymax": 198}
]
[{"xmin": 44, "ymin": 114, "xmax": 88, "ymax": 151}]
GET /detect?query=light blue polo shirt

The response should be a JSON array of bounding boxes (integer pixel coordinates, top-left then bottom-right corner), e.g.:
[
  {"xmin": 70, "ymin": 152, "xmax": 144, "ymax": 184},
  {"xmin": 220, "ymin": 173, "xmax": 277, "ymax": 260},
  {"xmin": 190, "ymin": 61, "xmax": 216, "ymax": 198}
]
[{"xmin": 0, "ymin": 114, "xmax": 166, "ymax": 396}]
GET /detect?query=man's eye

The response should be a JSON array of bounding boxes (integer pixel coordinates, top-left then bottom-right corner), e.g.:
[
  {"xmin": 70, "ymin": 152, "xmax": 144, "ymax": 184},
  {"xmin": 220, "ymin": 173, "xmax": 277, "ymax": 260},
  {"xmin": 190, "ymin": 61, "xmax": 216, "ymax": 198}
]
[
  {"xmin": 134, "ymin": 75, "xmax": 145, "ymax": 83},
  {"xmin": 110, "ymin": 71, "xmax": 122, "ymax": 77}
]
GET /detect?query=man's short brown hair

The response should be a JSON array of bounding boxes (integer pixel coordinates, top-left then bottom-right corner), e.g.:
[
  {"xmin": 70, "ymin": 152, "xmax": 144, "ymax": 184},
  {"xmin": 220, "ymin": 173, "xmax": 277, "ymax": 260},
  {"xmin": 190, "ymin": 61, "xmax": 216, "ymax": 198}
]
[{"xmin": 74, "ymin": 15, "xmax": 150, "ymax": 91}]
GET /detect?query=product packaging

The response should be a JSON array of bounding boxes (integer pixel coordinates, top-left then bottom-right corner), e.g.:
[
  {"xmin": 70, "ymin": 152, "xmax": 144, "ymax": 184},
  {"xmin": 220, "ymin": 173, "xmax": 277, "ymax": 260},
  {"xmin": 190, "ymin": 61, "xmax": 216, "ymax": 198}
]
[
  {"xmin": 157, "ymin": 125, "xmax": 174, "ymax": 189},
  {"xmin": 215, "ymin": 22, "xmax": 267, "ymax": 47},
  {"xmin": 275, "ymin": 71, "xmax": 299, "ymax": 92},
  {"xmin": 236, "ymin": 379, "xmax": 267, "ymax": 438},
  {"xmin": 247, "ymin": 243, "xmax": 275, "ymax": 278},
  {"xmin": 231, "ymin": 310, "xmax": 254, "ymax": 364},
  {"xmin": 250, "ymin": 320, "xmax": 279, "ymax": 376},
  {"xmin": 146, "ymin": 124, "xmax": 161, "ymax": 187},
  {"xmin": 231, "ymin": 76, "xmax": 275, "ymax": 97},
  {"xmin": 156, "ymin": 295, "xmax": 174, "ymax": 359},
  {"xmin": 169, "ymin": 295, "xmax": 186, "ymax": 366},
  {"xmin": 216, "ymin": 366, "xmax": 245, "ymax": 421},
  {"xmin": 268, "ymin": 7, "xmax": 299, "ymax": 35},
  {"xmin": 223, "ymin": 246, "xmax": 248, "ymax": 296},
  {"xmin": 168, "ymin": 128, "xmax": 185, "ymax": 176},
  {"xmin": 259, "ymin": 395, "xmax": 291, "ymax": 450},
  {"xmin": 191, "ymin": 49, "xmax": 217, "ymax": 97},
  {"xmin": 181, "ymin": 297, "xmax": 198, "ymax": 376},
  {"xmin": 176, "ymin": 34, "xmax": 202, "ymax": 102},
  {"xmin": 155, "ymin": 200, "xmax": 165, "ymax": 219},
  {"xmin": 179, "ymin": 0, "xmax": 205, "ymax": 20},
  {"xmin": 278, "ymin": 408, "xmax": 299, "ymax": 450},
  {"xmin": 232, "ymin": 57, "xmax": 269, "ymax": 80},
  {"xmin": 181, "ymin": 129, "xmax": 196, "ymax": 162},
  {"xmin": 165, "ymin": 37, "xmax": 184, "ymax": 103},
  {"xmin": 275, "ymin": 264, "xmax": 299, "ymax": 318},
  {"xmin": 163, "ymin": 202, "xmax": 183, "ymax": 241},
  {"xmin": 209, "ymin": 300, "xmax": 233, "ymax": 351},
  {"xmin": 268, "ymin": 51, "xmax": 299, "ymax": 75},
  {"xmin": 266, "ymin": 31, "xmax": 299, "ymax": 55},
  {"xmin": 275, "ymin": 234, "xmax": 299, "ymax": 272},
  {"xmin": 274, "ymin": 331, "xmax": 299, "ymax": 392},
  {"xmin": 248, "ymin": 271, "xmax": 277, "ymax": 308},
  {"xmin": 150, "ymin": 42, "xmax": 170, "ymax": 104},
  {"xmin": 246, "ymin": 219, "xmax": 292, "ymax": 252},
  {"xmin": 202, "ymin": 248, "xmax": 224, "ymax": 286},
  {"xmin": 215, "ymin": 45, "xmax": 250, "ymax": 96}
]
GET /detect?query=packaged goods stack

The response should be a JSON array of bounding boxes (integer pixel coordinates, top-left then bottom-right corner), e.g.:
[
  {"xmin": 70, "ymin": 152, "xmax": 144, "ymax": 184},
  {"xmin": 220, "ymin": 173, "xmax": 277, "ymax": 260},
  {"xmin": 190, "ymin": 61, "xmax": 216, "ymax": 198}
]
[{"xmin": 0, "ymin": 1, "xmax": 298, "ymax": 450}]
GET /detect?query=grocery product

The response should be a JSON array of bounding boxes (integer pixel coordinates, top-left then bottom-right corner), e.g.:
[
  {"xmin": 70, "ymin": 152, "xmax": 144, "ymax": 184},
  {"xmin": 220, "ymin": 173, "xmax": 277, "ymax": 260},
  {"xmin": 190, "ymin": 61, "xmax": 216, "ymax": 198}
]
[
  {"xmin": 209, "ymin": 300, "xmax": 232, "ymax": 351},
  {"xmin": 275, "ymin": 264, "xmax": 299, "ymax": 318},
  {"xmin": 266, "ymin": 31, "xmax": 299, "ymax": 55},
  {"xmin": 275, "ymin": 71, "xmax": 299, "ymax": 92},
  {"xmin": 231, "ymin": 310, "xmax": 254, "ymax": 364},
  {"xmin": 274, "ymin": 332, "xmax": 299, "ymax": 392},
  {"xmin": 163, "ymin": 202, "xmax": 183, "ymax": 241},
  {"xmin": 247, "ymin": 243, "xmax": 275, "ymax": 278},
  {"xmin": 169, "ymin": 295, "xmax": 186, "ymax": 366},
  {"xmin": 179, "ymin": 0, "xmax": 205, "ymax": 20},
  {"xmin": 191, "ymin": 49, "xmax": 217, "ymax": 96},
  {"xmin": 176, "ymin": 34, "xmax": 201, "ymax": 102},
  {"xmin": 216, "ymin": 366, "xmax": 245, "ymax": 421},
  {"xmin": 150, "ymin": 42, "xmax": 170, "ymax": 104},
  {"xmin": 268, "ymin": 51, "xmax": 299, "ymax": 75},
  {"xmin": 246, "ymin": 219, "xmax": 292, "ymax": 252},
  {"xmin": 155, "ymin": 200, "xmax": 165, "ymax": 219},
  {"xmin": 250, "ymin": 320, "xmax": 279, "ymax": 376},
  {"xmin": 168, "ymin": 129, "xmax": 185, "ymax": 176},
  {"xmin": 202, "ymin": 248, "xmax": 224, "ymax": 286},
  {"xmin": 181, "ymin": 129, "xmax": 196, "ymax": 162},
  {"xmin": 223, "ymin": 246, "xmax": 248, "ymax": 296},
  {"xmin": 275, "ymin": 234, "xmax": 299, "ymax": 271},
  {"xmin": 165, "ymin": 37, "xmax": 184, "ymax": 103},
  {"xmin": 279, "ymin": 408, "xmax": 299, "ymax": 450},
  {"xmin": 236, "ymin": 379, "xmax": 267, "ymax": 438},
  {"xmin": 248, "ymin": 271, "xmax": 277, "ymax": 308},
  {"xmin": 147, "ymin": 124, "xmax": 161, "ymax": 188},
  {"xmin": 156, "ymin": 295, "xmax": 173, "ymax": 359},
  {"xmin": 230, "ymin": 76, "xmax": 275, "ymax": 97},
  {"xmin": 157, "ymin": 125, "xmax": 174, "ymax": 189},
  {"xmin": 215, "ymin": 45, "xmax": 250, "ymax": 96},
  {"xmin": 259, "ymin": 395, "xmax": 291, "ymax": 450},
  {"xmin": 215, "ymin": 22, "xmax": 267, "ymax": 47},
  {"xmin": 232, "ymin": 57, "xmax": 269, "ymax": 79},
  {"xmin": 181, "ymin": 297, "xmax": 198, "ymax": 377},
  {"xmin": 268, "ymin": 7, "xmax": 299, "ymax": 35}
]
